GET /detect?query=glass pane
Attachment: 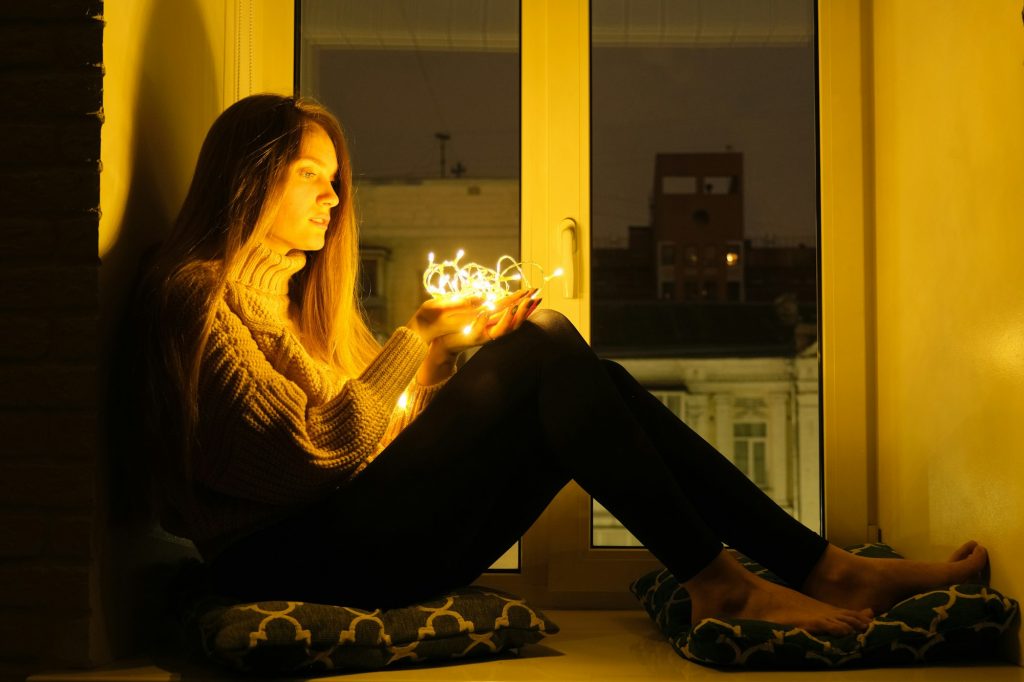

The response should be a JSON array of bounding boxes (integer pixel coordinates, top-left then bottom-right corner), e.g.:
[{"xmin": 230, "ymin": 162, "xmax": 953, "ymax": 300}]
[
  {"xmin": 753, "ymin": 442, "xmax": 768, "ymax": 488},
  {"xmin": 734, "ymin": 439, "xmax": 749, "ymax": 474},
  {"xmin": 300, "ymin": 0, "xmax": 521, "ymax": 570},
  {"xmin": 590, "ymin": 0, "xmax": 821, "ymax": 544}
]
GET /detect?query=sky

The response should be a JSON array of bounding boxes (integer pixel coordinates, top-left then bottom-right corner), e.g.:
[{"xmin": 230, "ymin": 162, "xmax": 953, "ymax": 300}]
[{"xmin": 308, "ymin": 43, "xmax": 817, "ymax": 247}]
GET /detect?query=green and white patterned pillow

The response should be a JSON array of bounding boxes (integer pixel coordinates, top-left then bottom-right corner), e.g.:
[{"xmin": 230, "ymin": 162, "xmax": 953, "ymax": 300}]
[
  {"xmin": 191, "ymin": 586, "xmax": 558, "ymax": 674},
  {"xmin": 630, "ymin": 544, "xmax": 1019, "ymax": 669}
]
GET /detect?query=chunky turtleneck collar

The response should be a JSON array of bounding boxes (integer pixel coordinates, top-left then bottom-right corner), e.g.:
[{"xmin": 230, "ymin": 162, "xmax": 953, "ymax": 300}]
[{"xmin": 231, "ymin": 242, "xmax": 308, "ymax": 295}]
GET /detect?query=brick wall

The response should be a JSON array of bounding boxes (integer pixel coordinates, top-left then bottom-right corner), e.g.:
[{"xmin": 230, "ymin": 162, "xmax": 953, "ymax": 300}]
[{"xmin": 0, "ymin": 1, "xmax": 104, "ymax": 680}]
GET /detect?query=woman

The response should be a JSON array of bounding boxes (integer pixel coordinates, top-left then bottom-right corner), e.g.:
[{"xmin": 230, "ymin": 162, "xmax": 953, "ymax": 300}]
[{"xmin": 139, "ymin": 94, "xmax": 987, "ymax": 637}]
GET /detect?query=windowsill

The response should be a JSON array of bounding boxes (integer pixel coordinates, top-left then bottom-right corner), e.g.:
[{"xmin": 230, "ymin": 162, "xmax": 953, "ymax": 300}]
[{"xmin": 27, "ymin": 610, "xmax": 1022, "ymax": 682}]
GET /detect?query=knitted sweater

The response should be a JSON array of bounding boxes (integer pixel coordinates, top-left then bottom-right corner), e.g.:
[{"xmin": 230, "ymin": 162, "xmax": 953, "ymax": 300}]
[{"xmin": 167, "ymin": 243, "xmax": 446, "ymax": 557}]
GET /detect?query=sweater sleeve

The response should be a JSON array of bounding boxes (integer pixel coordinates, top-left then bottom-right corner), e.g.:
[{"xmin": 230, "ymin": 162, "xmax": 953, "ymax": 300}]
[
  {"xmin": 378, "ymin": 373, "xmax": 452, "ymax": 448},
  {"xmin": 195, "ymin": 297, "xmax": 428, "ymax": 506}
]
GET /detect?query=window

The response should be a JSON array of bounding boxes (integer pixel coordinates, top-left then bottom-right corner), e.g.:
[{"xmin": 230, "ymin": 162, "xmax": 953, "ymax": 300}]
[
  {"xmin": 727, "ymin": 281, "xmax": 742, "ymax": 301},
  {"xmin": 703, "ymin": 175, "xmax": 736, "ymax": 194},
  {"xmin": 587, "ymin": 14, "xmax": 823, "ymax": 561},
  {"xmin": 358, "ymin": 247, "xmax": 389, "ymax": 340},
  {"xmin": 662, "ymin": 175, "xmax": 698, "ymax": 194},
  {"xmin": 703, "ymin": 280, "xmax": 718, "ymax": 301},
  {"xmin": 659, "ymin": 242, "xmax": 676, "ymax": 266},
  {"xmin": 734, "ymin": 422, "xmax": 769, "ymax": 488},
  {"xmin": 299, "ymin": 0, "xmax": 825, "ymax": 599}
]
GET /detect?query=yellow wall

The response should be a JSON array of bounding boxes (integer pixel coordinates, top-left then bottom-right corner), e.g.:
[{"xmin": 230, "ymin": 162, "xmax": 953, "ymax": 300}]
[
  {"xmin": 870, "ymin": 1, "xmax": 1024, "ymax": 663},
  {"xmin": 98, "ymin": 0, "xmax": 293, "ymax": 659}
]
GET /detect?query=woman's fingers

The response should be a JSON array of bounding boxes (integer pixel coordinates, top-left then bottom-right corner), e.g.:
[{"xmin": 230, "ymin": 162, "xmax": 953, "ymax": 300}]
[
  {"xmin": 489, "ymin": 305, "xmax": 514, "ymax": 339},
  {"xmin": 514, "ymin": 297, "xmax": 541, "ymax": 329},
  {"xmin": 491, "ymin": 287, "xmax": 534, "ymax": 313},
  {"xmin": 466, "ymin": 310, "xmax": 489, "ymax": 338},
  {"xmin": 490, "ymin": 291, "xmax": 543, "ymax": 335}
]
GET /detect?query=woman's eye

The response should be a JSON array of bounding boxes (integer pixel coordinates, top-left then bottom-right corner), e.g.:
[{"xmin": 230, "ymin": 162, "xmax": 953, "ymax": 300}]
[{"xmin": 301, "ymin": 170, "xmax": 317, "ymax": 179}]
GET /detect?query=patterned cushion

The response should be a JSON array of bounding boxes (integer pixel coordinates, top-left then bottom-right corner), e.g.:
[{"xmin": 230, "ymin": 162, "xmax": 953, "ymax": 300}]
[
  {"xmin": 630, "ymin": 544, "xmax": 1019, "ymax": 669},
  {"xmin": 191, "ymin": 586, "xmax": 558, "ymax": 674}
]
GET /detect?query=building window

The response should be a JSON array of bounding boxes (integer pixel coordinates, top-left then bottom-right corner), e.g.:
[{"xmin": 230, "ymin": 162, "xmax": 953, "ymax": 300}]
[
  {"xmin": 659, "ymin": 242, "xmax": 676, "ymax": 266},
  {"xmin": 683, "ymin": 280, "xmax": 699, "ymax": 300},
  {"xmin": 727, "ymin": 281, "xmax": 742, "ymax": 301},
  {"xmin": 685, "ymin": 245, "xmax": 699, "ymax": 264},
  {"xmin": 725, "ymin": 248, "xmax": 741, "ymax": 267},
  {"xmin": 734, "ymin": 422, "xmax": 768, "ymax": 488},
  {"xmin": 703, "ymin": 175, "xmax": 737, "ymax": 194},
  {"xmin": 661, "ymin": 281, "xmax": 675, "ymax": 299},
  {"xmin": 358, "ymin": 246, "xmax": 390, "ymax": 338},
  {"xmin": 662, "ymin": 175, "xmax": 698, "ymax": 194},
  {"xmin": 703, "ymin": 280, "xmax": 717, "ymax": 301}
]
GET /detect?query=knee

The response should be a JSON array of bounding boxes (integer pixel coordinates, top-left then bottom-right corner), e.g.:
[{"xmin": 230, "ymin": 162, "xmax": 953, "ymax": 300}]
[
  {"xmin": 526, "ymin": 308, "xmax": 577, "ymax": 338},
  {"xmin": 522, "ymin": 308, "xmax": 598, "ymax": 368},
  {"xmin": 599, "ymin": 358, "xmax": 629, "ymax": 381}
]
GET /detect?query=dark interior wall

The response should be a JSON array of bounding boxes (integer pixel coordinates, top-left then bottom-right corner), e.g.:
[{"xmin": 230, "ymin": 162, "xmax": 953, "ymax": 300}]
[{"xmin": 0, "ymin": 1, "xmax": 104, "ymax": 680}]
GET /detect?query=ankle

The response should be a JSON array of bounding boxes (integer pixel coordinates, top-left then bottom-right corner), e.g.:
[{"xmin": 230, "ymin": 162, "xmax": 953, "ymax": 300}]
[
  {"xmin": 803, "ymin": 545, "xmax": 864, "ymax": 591},
  {"xmin": 685, "ymin": 550, "xmax": 757, "ymax": 615}
]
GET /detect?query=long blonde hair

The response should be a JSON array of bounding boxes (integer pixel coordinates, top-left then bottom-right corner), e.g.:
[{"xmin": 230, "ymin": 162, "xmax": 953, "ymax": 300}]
[{"xmin": 139, "ymin": 95, "xmax": 379, "ymax": 512}]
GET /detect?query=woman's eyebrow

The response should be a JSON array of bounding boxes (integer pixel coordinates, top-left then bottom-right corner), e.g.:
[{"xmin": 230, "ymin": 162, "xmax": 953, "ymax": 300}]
[{"xmin": 298, "ymin": 155, "xmax": 327, "ymax": 166}]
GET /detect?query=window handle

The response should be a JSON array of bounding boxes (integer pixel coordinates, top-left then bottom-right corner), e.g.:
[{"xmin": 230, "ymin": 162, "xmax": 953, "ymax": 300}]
[{"xmin": 559, "ymin": 218, "xmax": 578, "ymax": 299}]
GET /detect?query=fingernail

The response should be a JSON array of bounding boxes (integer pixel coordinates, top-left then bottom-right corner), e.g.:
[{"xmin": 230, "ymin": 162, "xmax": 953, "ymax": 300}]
[{"xmin": 511, "ymin": 304, "xmax": 520, "ymax": 316}]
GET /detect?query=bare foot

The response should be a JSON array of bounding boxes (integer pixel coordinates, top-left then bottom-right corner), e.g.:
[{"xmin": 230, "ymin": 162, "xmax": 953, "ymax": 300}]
[
  {"xmin": 802, "ymin": 541, "xmax": 989, "ymax": 616},
  {"xmin": 686, "ymin": 549, "xmax": 874, "ymax": 637}
]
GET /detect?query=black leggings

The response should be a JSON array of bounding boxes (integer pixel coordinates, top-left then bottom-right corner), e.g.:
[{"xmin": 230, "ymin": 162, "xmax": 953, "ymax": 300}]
[{"xmin": 209, "ymin": 310, "xmax": 826, "ymax": 608}]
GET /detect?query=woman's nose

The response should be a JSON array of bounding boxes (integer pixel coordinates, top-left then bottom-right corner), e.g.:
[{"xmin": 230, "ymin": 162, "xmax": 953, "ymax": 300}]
[{"xmin": 321, "ymin": 181, "xmax": 340, "ymax": 207}]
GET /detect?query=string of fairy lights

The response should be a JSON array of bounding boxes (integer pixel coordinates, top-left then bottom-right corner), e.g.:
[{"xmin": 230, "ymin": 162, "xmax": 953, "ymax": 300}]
[
  {"xmin": 423, "ymin": 249, "xmax": 563, "ymax": 304},
  {"xmin": 422, "ymin": 250, "xmax": 562, "ymax": 334}
]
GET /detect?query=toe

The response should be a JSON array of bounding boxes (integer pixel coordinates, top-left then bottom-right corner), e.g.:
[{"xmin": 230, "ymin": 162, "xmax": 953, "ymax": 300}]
[
  {"xmin": 825, "ymin": 618, "xmax": 854, "ymax": 637},
  {"xmin": 836, "ymin": 613, "xmax": 869, "ymax": 632}
]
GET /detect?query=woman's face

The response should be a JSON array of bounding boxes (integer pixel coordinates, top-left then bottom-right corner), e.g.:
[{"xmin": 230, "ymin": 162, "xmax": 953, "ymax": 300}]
[{"xmin": 264, "ymin": 124, "xmax": 340, "ymax": 254}]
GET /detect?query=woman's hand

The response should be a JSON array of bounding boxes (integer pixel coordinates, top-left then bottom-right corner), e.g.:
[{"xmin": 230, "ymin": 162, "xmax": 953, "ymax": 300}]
[
  {"xmin": 405, "ymin": 295, "xmax": 487, "ymax": 345},
  {"xmin": 433, "ymin": 288, "xmax": 540, "ymax": 356},
  {"xmin": 411, "ymin": 289, "xmax": 540, "ymax": 386}
]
